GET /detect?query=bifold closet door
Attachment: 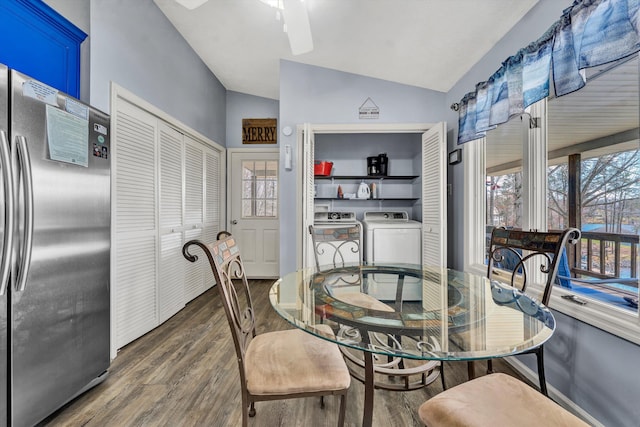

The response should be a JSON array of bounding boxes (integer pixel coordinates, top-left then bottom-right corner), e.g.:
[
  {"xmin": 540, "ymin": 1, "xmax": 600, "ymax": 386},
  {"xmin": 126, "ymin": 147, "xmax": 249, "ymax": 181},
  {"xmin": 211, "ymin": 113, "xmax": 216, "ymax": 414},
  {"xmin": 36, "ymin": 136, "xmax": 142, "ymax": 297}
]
[
  {"xmin": 421, "ymin": 122, "xmax": 447, "ymax": 268},
  {"xmin": 112, "ymin": 87, "xmax": 226, "ymax": 354},
  {"xmin": 202, "ymin": 146, "xmax": 222, "ymax": 287},
  {"xmin": 184, "ymin": 136, "xmax": 207, "ymax": 301},
  {"xmin": 158, "ymin": 122, "xmax": 185, "ymax": 323},
  {"xmin": 113, "ymin": 99, "xmax": 158, "ymax": 349}
]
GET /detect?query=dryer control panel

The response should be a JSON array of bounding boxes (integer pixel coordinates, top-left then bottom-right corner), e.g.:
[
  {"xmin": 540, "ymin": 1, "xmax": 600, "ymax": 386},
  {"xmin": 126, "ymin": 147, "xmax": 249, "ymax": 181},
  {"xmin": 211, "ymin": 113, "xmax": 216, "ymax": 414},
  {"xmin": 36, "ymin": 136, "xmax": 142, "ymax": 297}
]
[
  {"xmin": 314, "ymin": 211, "xmax": 357, "ymax": 223},
  {"xmin": 363, "ymin": 211, "xmax": 409, "ymax": 221}
]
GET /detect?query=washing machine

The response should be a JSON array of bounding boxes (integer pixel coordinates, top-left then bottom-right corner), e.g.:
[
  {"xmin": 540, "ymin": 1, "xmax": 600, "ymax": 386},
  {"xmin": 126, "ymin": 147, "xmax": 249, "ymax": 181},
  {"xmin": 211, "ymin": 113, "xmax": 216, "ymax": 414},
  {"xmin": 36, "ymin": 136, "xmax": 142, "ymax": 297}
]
[
  {"xmin": 362, "ymin": 211, "xmax": 422, "ymax": 300},
  {"xmin": 312, "ymin": 211, "xmax": 363, "ymax": 266}
]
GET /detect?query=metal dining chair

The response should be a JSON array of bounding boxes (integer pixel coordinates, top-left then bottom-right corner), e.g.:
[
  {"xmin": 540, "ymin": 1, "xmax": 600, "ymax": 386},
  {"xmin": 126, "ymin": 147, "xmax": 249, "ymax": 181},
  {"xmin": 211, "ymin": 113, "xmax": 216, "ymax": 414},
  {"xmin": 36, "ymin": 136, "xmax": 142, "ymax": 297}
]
[
  {"xmin": 418, "ymin": 373, "xmax": 589, "ymax": 427},
  {"xmin": 419, "ymin": 228, "xmax": 583, "ymax": 427},
  {"xmin": 308, "ymin": 224, "xmax": 444, "ymax": 393},
  {"xmin": 473, "ymin": 227, "xmax": 581, "ymax": 395},
  {"xmin": 183, "ymin": 233, "xmax": 351, "ymax": 427}
]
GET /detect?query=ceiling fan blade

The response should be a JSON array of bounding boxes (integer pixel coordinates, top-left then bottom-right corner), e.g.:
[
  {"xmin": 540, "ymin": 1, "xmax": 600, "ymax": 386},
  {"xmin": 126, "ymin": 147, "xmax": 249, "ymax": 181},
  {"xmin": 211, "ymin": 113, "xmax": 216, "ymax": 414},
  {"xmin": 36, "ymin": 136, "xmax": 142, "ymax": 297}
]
[
  {"xmin": 175, "ymin": 0, "xmax": 208, "ymax": 10},
  {"xmin": 282, "ymin": 0, "xmax": 313, "ymax": 55}
]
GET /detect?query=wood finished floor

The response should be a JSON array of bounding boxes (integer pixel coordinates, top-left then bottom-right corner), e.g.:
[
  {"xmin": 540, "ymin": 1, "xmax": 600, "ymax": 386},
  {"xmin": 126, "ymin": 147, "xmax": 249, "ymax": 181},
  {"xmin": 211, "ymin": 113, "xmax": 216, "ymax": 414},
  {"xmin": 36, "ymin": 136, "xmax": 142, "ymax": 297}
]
[{"xmin": 41, "ymin": 279, "xmax": 527, "ymax": 427}]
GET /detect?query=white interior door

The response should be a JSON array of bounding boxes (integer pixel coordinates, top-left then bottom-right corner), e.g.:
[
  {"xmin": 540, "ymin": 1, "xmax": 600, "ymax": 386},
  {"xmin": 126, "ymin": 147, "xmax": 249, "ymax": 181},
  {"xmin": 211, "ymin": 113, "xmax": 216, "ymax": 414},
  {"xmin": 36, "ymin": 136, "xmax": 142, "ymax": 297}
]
[
  {"xmin": 229, "ymin": 149, "xmax": 280, "ymax": 278},
  {"xmin": 158, "ymin": 122, "xmax": 185, "ymax": 323},
  {"xmin": 112, "ymin": 99, "xmax": 158, "ymax": 350},
  {"xmin": 184, "ymin": 136, "xmax": 206, "ymax": 300},
  {"xmin": 302, "ymin": 123, "xmax": 315, "ymax": 269},
  {"xmin": 422, "ymin": 122, "xmax": 447, "ymax": 267},
  {"xmin": 111, "ymin": 84, "xmax": 226, "ymax": 358}
]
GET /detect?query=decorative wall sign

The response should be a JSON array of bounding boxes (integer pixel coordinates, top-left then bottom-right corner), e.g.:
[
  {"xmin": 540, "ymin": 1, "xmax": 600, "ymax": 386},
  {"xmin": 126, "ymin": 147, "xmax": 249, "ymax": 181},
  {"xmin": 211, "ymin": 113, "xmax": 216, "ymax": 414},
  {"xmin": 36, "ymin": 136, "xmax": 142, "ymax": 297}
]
[
  {"xmin": 242, "ymin": 118, "xmax": 277, "ymax": 144},
  {"xmin": 359, "ymin": 97, "xmax": 379, "ymax": 119}
]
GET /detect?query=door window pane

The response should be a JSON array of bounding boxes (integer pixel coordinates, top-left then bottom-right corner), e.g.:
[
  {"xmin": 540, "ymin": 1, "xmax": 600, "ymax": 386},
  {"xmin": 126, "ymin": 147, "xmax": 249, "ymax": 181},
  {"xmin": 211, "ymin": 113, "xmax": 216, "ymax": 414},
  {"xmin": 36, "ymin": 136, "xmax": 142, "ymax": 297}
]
[{"xmin": 241, "ymin": 160, "xmax": 279, "ymax": 218}]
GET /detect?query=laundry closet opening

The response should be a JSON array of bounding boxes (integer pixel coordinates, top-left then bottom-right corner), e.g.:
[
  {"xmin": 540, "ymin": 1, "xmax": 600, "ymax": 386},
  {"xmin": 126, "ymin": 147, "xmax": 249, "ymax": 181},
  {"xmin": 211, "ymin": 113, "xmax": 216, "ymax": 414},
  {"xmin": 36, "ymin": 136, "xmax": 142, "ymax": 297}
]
[{"xmin": 299, "ymin": 123, "xmax": 447, "ymax": 271}]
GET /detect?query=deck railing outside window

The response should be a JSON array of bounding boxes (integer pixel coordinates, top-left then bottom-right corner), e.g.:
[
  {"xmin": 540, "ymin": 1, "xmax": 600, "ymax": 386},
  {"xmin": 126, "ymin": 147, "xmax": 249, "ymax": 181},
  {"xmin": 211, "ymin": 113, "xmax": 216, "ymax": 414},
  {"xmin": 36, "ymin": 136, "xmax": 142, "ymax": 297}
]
[{"xmin": 573, "ymin": 231, "xmax": 639, "ymax": 299}]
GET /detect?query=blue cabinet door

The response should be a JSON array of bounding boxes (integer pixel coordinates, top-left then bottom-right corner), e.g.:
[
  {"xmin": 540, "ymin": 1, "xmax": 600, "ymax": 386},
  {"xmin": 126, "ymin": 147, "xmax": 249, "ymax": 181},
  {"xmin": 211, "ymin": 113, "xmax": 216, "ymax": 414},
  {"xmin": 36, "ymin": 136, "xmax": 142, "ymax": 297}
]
[{"xmin": 0, "ymin": 0, "xmax": 87, "ymax": 98}]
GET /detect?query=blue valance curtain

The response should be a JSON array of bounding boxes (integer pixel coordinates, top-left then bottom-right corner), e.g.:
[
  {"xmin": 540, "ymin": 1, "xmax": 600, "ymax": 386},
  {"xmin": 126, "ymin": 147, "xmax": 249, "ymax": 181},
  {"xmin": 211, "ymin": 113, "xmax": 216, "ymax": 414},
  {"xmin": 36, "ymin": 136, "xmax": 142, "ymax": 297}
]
[{"xmin": 457, "ymin": 0, "xmax": 640, "ymax": 144}]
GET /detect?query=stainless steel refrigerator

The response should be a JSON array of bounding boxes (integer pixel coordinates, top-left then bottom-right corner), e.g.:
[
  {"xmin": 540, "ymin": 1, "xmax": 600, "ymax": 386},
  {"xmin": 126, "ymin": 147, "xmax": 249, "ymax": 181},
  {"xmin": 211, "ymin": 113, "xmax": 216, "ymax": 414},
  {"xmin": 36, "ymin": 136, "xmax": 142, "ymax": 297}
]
[{"xmin": 0, "ymin": 64, "xmax": 110, "ymax": 427}]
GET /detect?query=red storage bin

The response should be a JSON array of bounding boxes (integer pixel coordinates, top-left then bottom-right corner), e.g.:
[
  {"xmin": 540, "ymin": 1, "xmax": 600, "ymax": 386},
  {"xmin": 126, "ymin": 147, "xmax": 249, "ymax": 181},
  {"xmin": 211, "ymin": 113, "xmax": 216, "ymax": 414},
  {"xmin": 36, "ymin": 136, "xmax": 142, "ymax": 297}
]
[{"xmin": 314, "ymin": 161, "xmax": 333, "ymax": 176}]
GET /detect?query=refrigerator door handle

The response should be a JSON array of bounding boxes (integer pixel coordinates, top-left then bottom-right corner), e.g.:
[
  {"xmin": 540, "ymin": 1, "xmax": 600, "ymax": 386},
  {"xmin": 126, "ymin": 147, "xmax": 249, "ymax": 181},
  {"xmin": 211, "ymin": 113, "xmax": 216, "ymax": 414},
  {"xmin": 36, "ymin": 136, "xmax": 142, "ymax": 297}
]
[
  {"xmin": 0, "ymin": 130, "xmax": 14, "ymax": 295},
  {"xmin": 15, "ymin": 135, "xmax": 34, "ymax": 292}
]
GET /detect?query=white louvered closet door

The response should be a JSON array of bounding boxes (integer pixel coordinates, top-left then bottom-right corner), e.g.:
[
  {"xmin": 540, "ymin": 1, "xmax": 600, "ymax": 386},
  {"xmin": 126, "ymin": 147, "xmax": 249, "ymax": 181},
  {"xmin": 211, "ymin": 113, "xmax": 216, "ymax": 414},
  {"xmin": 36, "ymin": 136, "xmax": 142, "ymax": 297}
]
[
  {"xmin": 422, "ymin": 122, "xmax": 447, "ymax": 267},
  {"xmin": 113, "ymin": 100, "xmax": 158, "ymax": 349},
  {"xmin": 158, "ymin": 122, "xmax": 185, "ymax": 323},
  {"xmin": 302, "ymin": 124, "xmax": 315, "ymax": 269},
  {"xmin": 202, "ymin": 146, "xmax": 222, "ymax": 288},
  {"xmin": 184, "ymin": 136, "xmax": 206, "ymax": 301},
  {"xmin": 112, "ymin": 85, "xmax": 226, "ymax": 357}
]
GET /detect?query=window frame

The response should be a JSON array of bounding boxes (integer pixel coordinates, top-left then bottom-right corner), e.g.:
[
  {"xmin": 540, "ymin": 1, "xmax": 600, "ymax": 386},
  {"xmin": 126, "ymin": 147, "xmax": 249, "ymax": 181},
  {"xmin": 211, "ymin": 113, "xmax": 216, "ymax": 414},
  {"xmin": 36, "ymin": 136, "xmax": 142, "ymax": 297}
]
[
  {"xmin": 463, "ymin": 98, "xmax": 640, "ymax": 345},
  {"xmin": 240, "ymin": 159, "xmax": 279, "ymax": 219}
]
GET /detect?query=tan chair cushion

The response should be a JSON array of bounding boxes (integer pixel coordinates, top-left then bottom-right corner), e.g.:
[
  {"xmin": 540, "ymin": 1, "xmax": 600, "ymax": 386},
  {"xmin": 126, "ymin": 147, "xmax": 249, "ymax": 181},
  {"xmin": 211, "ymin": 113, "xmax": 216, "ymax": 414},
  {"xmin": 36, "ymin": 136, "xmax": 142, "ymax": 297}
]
[
  {"xmin": 245, "ymin": 326, "xmax": 351, "ymax": 396},
  {"xmin": 338, "ymin": 292, "xmax": 395, "ymax": 312},
  {"xmin": 418, "ymin": 373, "xmax": 589, "ymax": 427}
]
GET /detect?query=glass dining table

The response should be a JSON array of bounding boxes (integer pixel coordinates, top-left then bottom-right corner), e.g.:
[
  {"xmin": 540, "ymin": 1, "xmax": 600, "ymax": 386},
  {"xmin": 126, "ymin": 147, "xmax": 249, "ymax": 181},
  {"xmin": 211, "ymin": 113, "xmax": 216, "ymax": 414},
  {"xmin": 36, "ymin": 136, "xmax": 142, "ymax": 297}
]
[{"xmin": 269, "ymin": 263, "xmax": 556, "ymax": 427}]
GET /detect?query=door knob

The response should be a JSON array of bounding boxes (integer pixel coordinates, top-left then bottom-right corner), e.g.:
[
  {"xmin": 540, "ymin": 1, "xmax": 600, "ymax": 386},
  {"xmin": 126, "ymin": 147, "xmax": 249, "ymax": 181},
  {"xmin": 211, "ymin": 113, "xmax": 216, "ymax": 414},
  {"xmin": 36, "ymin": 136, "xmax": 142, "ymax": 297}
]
[{"xmin": 231, "ymin": 220, "xmax": 238, "ymax": 225}]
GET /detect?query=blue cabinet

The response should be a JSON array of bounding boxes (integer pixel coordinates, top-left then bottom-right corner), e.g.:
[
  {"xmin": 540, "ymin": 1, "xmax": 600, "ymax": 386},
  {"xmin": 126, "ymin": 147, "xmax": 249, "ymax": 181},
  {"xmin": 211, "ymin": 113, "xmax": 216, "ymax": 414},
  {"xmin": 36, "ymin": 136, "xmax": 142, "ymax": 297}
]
[{"xmin": 0, "ymin": 0, "xmax": 87, "ymax": 98}]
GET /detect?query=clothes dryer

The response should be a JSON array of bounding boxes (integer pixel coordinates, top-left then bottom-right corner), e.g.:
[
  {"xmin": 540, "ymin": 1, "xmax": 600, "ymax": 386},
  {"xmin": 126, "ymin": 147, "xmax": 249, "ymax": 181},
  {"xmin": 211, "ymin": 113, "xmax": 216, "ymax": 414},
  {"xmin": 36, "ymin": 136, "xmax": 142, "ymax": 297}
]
[{"xmin": 362, "ymin": 211, "xmax": 422, "ymax": 300}]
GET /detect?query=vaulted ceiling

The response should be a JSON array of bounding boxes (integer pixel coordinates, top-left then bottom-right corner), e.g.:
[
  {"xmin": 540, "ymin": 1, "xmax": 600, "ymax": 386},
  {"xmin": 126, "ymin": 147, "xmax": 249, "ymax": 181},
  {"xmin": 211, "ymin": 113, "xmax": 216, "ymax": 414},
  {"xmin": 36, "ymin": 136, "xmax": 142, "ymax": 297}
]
[
  {"xmin": 153, "ymin": 0, "xmax": 638, "ymax": 165},
  {"xmin": 153, "ymin": 0, "xmax": 539, "ymax": 100}
]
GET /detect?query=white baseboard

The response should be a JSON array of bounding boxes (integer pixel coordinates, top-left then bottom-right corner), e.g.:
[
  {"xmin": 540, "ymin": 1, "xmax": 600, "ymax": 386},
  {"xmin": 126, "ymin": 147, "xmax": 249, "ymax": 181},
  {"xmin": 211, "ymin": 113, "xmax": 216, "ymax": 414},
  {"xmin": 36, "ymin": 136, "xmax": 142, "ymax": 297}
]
[{"xmin": 504, "ymin": 356, "xmax": 603, "ymax": 427}]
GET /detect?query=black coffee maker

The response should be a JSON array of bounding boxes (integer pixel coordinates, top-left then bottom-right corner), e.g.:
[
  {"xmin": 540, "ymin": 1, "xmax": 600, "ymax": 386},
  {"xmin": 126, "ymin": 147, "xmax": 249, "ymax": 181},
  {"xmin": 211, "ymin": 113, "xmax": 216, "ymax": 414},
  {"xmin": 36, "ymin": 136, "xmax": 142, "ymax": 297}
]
[
  {"xmin": 367, "ymin": 156, "xmax": 380, "ymax": 175},
  {"xmin": 378, "ymin": 153, "xmax": 388, "ymax": 176},
  {"xmin": 367, "ymin": 153, "xmax": 388, "ymax": 176}
]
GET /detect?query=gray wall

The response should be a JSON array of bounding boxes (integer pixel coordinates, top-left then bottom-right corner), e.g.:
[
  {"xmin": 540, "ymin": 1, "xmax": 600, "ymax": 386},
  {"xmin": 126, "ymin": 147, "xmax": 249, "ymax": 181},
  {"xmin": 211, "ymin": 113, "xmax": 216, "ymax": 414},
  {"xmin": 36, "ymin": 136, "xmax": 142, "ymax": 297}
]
[
  {"xmin": 226, "ymin": 91, "xmax": 279, "ymax": 148},
  {"xmin": 278, "ymin": 60, "xmax": 447, "ymax": 275},
  {"xmin": 88, "ymin": 0, "xmax": 226, "ymax": 144},
  {"xmin": 43, "ymin": 0, "xmax": 89, "ymax": 33},
  {"xmin": 43, "ymin": 0, "xmax": 91, "ymax": 103},
  {"xmin": 548, "ymin": 311, "xmax": 640, "ymax": 426},
  {"xmin": 446, "ymin": 1, "xmax": 640, "ymax": 425}
]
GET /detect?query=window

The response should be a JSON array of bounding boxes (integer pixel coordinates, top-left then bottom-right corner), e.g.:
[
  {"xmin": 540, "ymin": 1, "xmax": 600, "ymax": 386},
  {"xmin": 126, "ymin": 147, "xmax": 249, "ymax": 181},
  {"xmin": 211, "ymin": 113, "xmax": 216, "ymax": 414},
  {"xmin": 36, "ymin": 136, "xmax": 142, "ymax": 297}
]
[
  {"xmin": 547, "ymin": 160, "xmax": 568, "ymax": 229},
  {"xmin": 465, "ymin": 55, "xmax": 640, "ymax": 344},
  {"xmin": 486, "ymin": 116, "xmax": 525, "ymax": 231},
  {"xmin": 486, "ymin": 172, "xmax": 522, "ymax": 228},
  {"xmin": 241, "ymin": 160, "xmax": 278, "ymax": 218},
  {"xmin": 548, "ymin": 147, "xmax": 640, "ymax": 311}
]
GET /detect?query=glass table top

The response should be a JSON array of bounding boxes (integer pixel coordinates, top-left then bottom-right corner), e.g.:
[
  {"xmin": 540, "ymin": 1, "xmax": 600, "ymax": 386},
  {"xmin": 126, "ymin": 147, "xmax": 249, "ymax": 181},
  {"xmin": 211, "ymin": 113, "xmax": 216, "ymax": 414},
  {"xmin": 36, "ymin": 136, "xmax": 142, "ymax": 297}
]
[{"xmin": 269, "ymin": 263, "xmax": 555, "ymax": 361}]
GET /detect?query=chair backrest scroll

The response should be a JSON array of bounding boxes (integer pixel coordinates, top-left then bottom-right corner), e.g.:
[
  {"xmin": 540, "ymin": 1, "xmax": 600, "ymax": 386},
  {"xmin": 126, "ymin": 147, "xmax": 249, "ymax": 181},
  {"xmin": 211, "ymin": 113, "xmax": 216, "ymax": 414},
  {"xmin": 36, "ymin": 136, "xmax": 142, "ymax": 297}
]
[
  {"xmin": 487, "ymin": 227, "xmax": 581, "ymax": 305},
  {"xmin": 183, "ymin": 235, "xmax": 256, "ymax": 373},
  {"xmin": 308, "ymin": 224, "xmax": 362, "ymax": 270}
]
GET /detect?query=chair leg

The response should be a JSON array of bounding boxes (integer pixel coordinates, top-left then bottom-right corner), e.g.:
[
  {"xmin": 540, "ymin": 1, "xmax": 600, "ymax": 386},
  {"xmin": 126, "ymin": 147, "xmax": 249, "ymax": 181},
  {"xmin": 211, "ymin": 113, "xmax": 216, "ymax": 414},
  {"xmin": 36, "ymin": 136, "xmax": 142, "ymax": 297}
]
[
  {"xmin": 338, "ymin": 393, "xmax": 347, "ymax": 427},
  {"xmin": 537, "ymin": 346, "xmax": 548, "ymax": 396},
  {"xmin": 467, "ymin": 360, "xmax": 475, "ymax": 380},
  {"xmin": 487, "ymin": 358, "xmax": 493, "ymax": 374},
  {"xmin": 440, "ymin": 362, "xmax": 446, "ymax": 390},
  {"xmin": 242, "ymin": 393, "xmax": 253, "ymax": 427},
  {"xmin": 320, "ymin": 396, "xmax": 325, "ymax": 409}
]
